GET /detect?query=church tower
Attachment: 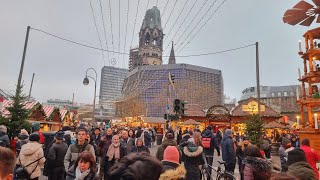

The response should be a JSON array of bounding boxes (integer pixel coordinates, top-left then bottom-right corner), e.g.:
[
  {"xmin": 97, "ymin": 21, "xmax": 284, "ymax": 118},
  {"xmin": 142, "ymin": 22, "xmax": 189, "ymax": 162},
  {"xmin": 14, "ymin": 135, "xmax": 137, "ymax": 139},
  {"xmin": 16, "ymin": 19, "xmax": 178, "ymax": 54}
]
[
  {"xmin": 168, "ymin": 41, "xmax": 176, "ymax": 64},
  {"xmin": 139, "ymin": 6, "xmax": 163, "ymax": 66}
]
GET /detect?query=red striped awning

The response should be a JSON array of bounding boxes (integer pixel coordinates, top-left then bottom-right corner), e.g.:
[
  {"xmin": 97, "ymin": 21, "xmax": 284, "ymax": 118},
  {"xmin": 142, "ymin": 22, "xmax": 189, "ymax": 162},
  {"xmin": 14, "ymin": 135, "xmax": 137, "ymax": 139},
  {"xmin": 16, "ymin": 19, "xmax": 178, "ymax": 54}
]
[
  {"xmin": 60, "ymin": 109, "xmax": 68, "ymax": 119},
  {"xmin": 42, "ymin": 105, "xmax": 55, "ymax": 118},
  {"xmin": 1, "ymin": 100, "xmax": 38, "ymax": 117}
]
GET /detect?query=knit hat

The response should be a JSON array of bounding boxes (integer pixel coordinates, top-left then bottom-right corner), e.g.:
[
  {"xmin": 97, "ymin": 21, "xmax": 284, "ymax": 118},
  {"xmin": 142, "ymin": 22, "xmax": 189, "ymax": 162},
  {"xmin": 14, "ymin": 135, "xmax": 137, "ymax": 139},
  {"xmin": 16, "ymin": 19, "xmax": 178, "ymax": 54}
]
[
  {"xmin": 287, "ymin": 148, "xmax": 307, "ymax": 166},
  {"xmin": 182, "ymin": 131, "xmax": 190, "ymax": 139},
  {"xmin": 163, "ymin": 146, "xmax": 180, "ymax": 164},
  {"xmin": 20, "ymin": 129, "xmax": 29, "ymax": 136},
  {"xmin": 32, "ymin": 122, "xmax": 40, "ymax": 131},
  {"xmin": 55, "ymin": 130, "xmax": 65, "ymax": 140},
  {"xmin": 0, "ymin": 125, "xmax": 7, "ymax": 133},
  {"xmin": 29, "ymin": 133, "xmax": 40, "ymax": 142},
  {"xmin": 225, "ymin": 129, "xmax": 232, "ymax": 136}
]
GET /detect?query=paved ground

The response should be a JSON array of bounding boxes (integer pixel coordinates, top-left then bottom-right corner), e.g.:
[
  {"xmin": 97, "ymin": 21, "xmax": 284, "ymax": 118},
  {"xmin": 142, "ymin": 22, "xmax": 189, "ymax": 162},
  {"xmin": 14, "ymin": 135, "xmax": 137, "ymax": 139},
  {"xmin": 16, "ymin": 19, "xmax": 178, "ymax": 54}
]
[{"xmin": 40, "ymin": 145, "xmax": 281, "ymax": 180}]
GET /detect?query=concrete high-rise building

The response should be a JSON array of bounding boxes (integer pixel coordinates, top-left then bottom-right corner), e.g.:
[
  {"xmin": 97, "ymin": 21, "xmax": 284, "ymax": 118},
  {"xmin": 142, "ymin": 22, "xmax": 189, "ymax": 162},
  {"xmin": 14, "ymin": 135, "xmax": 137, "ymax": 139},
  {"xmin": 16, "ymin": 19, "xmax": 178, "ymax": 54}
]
[{"xmin": 99, "ymin": 66, "xmax": 128, "ymax": 117}]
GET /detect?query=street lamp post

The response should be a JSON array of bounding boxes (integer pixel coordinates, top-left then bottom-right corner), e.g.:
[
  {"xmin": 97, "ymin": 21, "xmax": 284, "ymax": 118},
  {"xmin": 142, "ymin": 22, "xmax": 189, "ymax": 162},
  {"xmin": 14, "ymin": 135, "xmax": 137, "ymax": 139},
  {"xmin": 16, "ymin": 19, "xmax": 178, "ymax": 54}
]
[{"xmin": 83, "ymin": 68, "xmax": 97, "ymax": 123}]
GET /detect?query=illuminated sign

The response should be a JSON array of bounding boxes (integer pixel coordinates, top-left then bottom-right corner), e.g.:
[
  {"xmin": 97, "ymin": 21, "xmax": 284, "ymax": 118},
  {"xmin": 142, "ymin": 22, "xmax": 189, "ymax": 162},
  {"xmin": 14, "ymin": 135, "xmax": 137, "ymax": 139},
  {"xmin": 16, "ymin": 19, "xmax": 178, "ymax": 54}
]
[{"xmin": 242, "ymin": 101, "xmax": 265, "ymax": 113}]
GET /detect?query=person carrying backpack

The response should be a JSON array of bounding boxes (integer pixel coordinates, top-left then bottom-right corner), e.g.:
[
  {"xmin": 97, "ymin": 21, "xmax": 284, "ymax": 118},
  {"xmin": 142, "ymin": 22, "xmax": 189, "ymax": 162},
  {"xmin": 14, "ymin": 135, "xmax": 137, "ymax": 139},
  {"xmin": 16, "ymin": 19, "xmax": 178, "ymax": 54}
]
[{"xmin": 201, "ymin": 126, "xmax": 220, "ymax": 179}]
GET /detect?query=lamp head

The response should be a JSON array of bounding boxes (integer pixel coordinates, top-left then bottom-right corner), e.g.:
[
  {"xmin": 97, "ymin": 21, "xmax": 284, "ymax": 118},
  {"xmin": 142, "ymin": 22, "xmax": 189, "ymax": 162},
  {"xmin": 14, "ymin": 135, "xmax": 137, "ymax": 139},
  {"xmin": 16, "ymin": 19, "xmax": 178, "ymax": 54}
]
[{"xmin": 83, "ymin": 76, "xmax": 89, "ymax": 86}]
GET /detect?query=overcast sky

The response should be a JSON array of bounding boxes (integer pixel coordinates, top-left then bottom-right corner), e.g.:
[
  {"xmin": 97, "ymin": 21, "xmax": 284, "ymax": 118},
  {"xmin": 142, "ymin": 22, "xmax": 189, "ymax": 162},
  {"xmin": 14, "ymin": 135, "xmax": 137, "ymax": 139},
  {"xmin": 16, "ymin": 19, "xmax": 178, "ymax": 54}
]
[{"xmin": 0, "ymin": 0, "xmax": 317, "ymax": 104}]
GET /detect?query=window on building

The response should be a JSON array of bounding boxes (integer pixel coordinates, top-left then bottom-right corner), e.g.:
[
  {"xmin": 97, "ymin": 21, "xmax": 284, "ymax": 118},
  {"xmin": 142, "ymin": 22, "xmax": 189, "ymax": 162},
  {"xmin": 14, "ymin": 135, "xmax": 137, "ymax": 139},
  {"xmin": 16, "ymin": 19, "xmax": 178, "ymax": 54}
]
[
  {"xmin": 284, "ymin": 91, "xmax": 288, "ymax": 97},
  {"xmin": 271, "ymin": 92, "xmax": 275, "ymax": 97},
  {"xmin": 278, "ymin": 92, "xmax": 282, "ymax": 97},
  {"xmin": 290, "ymin": 91, "xmax": 294, "ymax": 96}
]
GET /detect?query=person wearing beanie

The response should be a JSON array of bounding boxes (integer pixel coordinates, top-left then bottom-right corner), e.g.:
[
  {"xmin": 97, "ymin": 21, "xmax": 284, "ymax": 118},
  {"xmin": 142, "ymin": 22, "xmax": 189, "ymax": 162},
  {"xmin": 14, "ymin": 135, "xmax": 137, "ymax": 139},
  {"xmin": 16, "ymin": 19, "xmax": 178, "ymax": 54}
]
[
  {"xmin": 159, "ymin": 146, "xmax": 186, "ymax": 180},
  {"xmin": 156, "ymin": 129, "xmax": 179, "ymax": 161},
  {"xmin": 16, "ymin": 132, "xmax": 45, "ymax": 180},
  {"xmin": 287, "ymin": 148, "xmax": 316, "ymax": 180},
  {"xmin": 16, "ymin": 129, "xmax": 30, "ymax": 156},
  {"xmin": 0, "ymin": 125, "xmax": 10, "ymax": 148},
  {"xmin": 62, "ymin": 126, "xmax": 72, "ymax": 146},
  {"xmin": 31, "ymin": 122, "xmax": 45, "ymax": 144},
  {"xmin": 279, "ymin": 137, "xmax": 292, "ymax": 172},
  {"xmin": 180, "ymin": 131, "xmax": 191, "ymax": 144},
  {"xmin": 45, "ymin": 130, "xmax": 68, "ymax": 180},
  {"xmin": 221, "ymin": 129, "xmax": 236, "ymax": 173},
  {"xmin": 131, "ymin": 138, "xmax": 150, "ymax": 154},
  {"xmin": 300, "ymin": 138, "xmax": 320, "ymax": 179}
]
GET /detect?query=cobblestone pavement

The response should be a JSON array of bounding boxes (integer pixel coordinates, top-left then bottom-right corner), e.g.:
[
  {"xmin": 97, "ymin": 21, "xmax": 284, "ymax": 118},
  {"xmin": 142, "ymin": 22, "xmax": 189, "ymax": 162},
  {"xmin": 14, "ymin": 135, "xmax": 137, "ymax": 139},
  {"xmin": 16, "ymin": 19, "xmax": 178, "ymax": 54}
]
[{"xmin": 40, "ymin": 145, "xmax": 281, "ymax": 180}]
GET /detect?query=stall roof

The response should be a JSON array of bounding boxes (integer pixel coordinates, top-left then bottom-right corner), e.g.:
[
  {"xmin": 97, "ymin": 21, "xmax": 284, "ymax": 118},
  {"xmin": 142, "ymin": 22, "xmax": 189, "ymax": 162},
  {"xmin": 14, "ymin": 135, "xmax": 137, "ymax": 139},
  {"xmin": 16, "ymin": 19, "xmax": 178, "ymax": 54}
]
[
  {"xmin": 142, "ymin": 117, "xmax": 166, "ymax": 124},
  {"xmin": 185, "ymin": 104, "xmax": 206, "ymax": 117},
  {"xmin": 264, "ymin": 121, "xmax": 287, "ymax": 129}
]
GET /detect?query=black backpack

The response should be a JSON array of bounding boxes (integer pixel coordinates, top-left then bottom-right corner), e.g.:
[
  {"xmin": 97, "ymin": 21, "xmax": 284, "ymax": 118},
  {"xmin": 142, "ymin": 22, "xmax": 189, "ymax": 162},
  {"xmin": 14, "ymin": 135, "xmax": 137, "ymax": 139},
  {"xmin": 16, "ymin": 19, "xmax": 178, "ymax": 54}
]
[{"xmin": 15, "ymin": 156, "xmax": 43, "ymax": 180}]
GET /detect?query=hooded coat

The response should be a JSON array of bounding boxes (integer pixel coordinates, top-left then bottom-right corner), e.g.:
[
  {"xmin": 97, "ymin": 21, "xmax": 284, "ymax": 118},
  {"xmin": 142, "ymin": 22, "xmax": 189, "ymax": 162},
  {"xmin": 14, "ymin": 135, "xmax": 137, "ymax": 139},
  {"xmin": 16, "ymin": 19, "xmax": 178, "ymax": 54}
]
[
  {"xmin": 156, "ymin": 138, "xmax": 178, "ymax": 161},
  {"xmin": 183, "ymin": 142, "xmax": 205, "ymax": 180},
  {"xmin": 131, "ymin": 139, "xmax": 150, "ymax": 154},
  {"xmin": 159, "ymin": 164, "xmax": 186, "ymax": 180},
  {"xmin": 16, "ymin": 141, "xmax": 46, "ymax": 179},
  {"xmin": 221, "ymin": 134, "xmax": 235, "ymax": 166},
  {"xmin": 243, "ymin": 156, "xmax": 272, "ymax": 180},
  {"xmin": 287, "ymin": 161, "xmax": 317, "ymax": 180}
]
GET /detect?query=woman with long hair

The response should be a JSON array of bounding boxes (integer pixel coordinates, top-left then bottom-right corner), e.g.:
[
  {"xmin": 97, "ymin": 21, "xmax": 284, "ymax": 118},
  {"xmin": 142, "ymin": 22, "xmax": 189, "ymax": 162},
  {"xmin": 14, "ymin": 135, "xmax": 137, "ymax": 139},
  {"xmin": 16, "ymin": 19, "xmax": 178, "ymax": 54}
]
[
  {"xmin": 236, "ymin": 137, "xmax": 251, "ymax": 180},
  {"xmin": 193, "ymin": 132, "xmax": 203, "ymax": 147},
  {"xmin": 128, "ymin": 129, "xmax": 136, "ymax": 144},
  {"xmin": 65, "ymin": 151, "xmax": 98, "ymax": 180},
  {"xmin": 104, "ymin": 135, "xmax": 126, "ymax": 180}
]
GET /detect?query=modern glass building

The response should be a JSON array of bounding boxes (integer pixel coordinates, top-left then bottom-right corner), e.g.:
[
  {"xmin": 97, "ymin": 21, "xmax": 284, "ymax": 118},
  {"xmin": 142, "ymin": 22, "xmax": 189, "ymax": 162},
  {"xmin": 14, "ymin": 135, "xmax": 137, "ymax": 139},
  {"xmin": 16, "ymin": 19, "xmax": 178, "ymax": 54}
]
[
  {"xmin": 99, "ymin": 66, "xmax": 128, "ymax": 117},
  {"xmin": 118, "ymin": 64, "xmax": 223, "ymax": 117}
]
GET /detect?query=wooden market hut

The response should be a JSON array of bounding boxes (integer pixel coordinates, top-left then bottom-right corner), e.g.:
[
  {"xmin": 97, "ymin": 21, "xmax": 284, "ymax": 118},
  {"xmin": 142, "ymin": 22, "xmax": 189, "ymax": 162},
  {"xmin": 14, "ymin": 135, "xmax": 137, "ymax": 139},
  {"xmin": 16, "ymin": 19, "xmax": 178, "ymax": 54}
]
[
  {"xmin": 206, "ymin": 105, "xmax": 232, "ymax": 129},
  {"xmin": 231, "ymin": 97, "xmax": 281, "ymax": 135}
]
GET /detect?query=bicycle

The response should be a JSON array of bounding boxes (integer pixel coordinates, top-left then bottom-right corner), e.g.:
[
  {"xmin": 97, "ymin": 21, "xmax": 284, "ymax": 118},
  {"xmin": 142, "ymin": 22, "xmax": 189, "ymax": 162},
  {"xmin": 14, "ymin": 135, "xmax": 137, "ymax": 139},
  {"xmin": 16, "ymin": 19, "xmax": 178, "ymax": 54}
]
[{"xmin": 201, "ymin": 161, "xmax": 236, "ymax": 180}]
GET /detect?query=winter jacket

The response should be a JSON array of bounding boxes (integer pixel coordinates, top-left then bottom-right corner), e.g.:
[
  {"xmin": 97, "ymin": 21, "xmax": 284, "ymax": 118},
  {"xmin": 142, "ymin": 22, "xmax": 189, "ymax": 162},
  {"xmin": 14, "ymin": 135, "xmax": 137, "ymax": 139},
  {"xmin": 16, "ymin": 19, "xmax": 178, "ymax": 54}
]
[
  {"xmin": 120, "ymin": 137, "xmax": 135, "ymax": 154},
  {"xmin": 64, "ymin": 141, "xmax": 96, "ymax": 171},
  {"xmin": 288, "ymin": 161, "xmax": 317, "ymax": 180},
  {"xmin": 16, "ymin": 141, "xmax": 46, "ymax": 179},
  {"xmin": 16, "ymin": 134, "xmax": 29, "ymax": 155},
  {"xmin": 236, "ymin": 144, "xmax": 250, "ymax": 175},
  {"xmin": 156, "ymin": 139, "xmax": 178, "ymax": 161},
  {"xmin": 66, "ymin": 165, "xmax": 99, "ymax": 180},
  {"xmin": 131, "ymin": 145, "xmax": 150, "ymax": 154},
  {"xmin": 136, "ymin": 129, "xmax": 143, "ymax": 138},
  {"xmin": 143, "ymin": 131, "xmax": 152, "ymax": 146},
  {"xmin": 278, "ymin": 146, "xmax": 288, "ymax": 172},
  {"xmin": 300, "ymin": 145, "xmax": 320, "ymax": 179},
  {"xmin": 182, "ymin": 142, "xmax": 205, "ymax": 180},
  {"xmin": 47, "ymin": 141, "xmax": 68, "ymax": 168},
  {"xmin": 0, "ymin": 131, "xmax": 10, "ymax": 147},
  {"xmin": 104, "ymin": 145, "xmax": 126, "ymax": 174},
  {"xmin": 91, "ymin": 134, "xmax": 101, "ymax": 149},
  {"xmin": 159, "ymin": 164, "xmax": 186, "ymax": 180},
  {"xmin": 98, "ymin": 135, "xmax": 112, "ymax": 156},
  {"xmin": 243, "ymin": 156, "xmax": 272, "ymax": 180},
  {"xmin": 221, "ymin": 135, "xmax": 235, "ymax": 165},
  {"xmin": 161, "ymin": 161, "xmax": 180, "ymax": 171},
  {"xmin": 201, "ymin": 129, "xmax": 220, "ymax": 156},
  {"xmin": 261, "ymin": 138, "xmax": 271, "ymax": 150}
]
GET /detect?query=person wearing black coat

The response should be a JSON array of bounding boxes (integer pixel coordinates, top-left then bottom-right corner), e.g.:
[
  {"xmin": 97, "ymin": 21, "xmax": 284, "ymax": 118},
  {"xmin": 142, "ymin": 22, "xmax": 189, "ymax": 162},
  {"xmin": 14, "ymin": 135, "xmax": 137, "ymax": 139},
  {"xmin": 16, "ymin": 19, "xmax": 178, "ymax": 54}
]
[
  {"xmin": 236, "ymin": 137, "xmax": 250, "ymax": 180},
  {"xmin": 131, "ymin": 138, "xmax": 150, "ymax": 154},
  {"xmin": 221, "ymin": 129, "xmax": 236, "ymax": 173},
  {"xmin": 47, "ymin": 131, "xmax": 69, "ymax": 180},
  {"xmin": 182, "ymin": 140, "xmax": 205, "ymax": 180},
  {"xmin": 143, "ymin": 129, "xmax": 152, "ymax": 147},
  {"xmin": 201, "ymin": 126, "xmax": 220, "ymax": 179}
]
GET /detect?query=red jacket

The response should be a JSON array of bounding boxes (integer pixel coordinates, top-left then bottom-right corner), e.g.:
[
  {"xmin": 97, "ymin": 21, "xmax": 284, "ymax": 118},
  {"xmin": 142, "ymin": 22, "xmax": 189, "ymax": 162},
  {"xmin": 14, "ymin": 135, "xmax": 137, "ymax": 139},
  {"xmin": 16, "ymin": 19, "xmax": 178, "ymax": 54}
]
[
  {"xmin": 300, "ymin": 145, "xmax": 320, "ymax": 178},
  {"xmin": 33, "ymin": 130, "xmax": 45, "ymax": 144}
]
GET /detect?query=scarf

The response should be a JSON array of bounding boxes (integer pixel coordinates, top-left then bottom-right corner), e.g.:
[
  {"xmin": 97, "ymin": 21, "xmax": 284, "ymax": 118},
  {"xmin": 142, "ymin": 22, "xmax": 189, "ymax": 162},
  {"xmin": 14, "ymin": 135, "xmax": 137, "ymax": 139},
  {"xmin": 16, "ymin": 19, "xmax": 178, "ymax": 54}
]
[
  {"xmin": 75, "ymin": 166, "xmax": 91, "ymax": 180},
  {"xmin": 106, "ymin": 143, "xmax": 120, "ymax": 161}
]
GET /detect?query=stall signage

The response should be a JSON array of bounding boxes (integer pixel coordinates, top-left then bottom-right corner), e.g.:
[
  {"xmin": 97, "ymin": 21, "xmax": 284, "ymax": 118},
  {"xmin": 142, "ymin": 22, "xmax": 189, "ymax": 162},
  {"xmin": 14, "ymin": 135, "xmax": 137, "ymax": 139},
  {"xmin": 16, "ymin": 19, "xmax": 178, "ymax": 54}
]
[{"xmin": 242, "ymin": 101, "xmax": 265, "ymax": 113}]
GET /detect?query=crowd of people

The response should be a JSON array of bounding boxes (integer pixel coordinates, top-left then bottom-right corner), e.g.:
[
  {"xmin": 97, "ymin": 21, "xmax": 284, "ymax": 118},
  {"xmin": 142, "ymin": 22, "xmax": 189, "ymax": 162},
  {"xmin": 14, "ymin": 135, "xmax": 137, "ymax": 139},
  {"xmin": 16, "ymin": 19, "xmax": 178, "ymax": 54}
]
[{"xmin": 0, "ymin": 123, "xmax": 320, "ymax": 180}]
